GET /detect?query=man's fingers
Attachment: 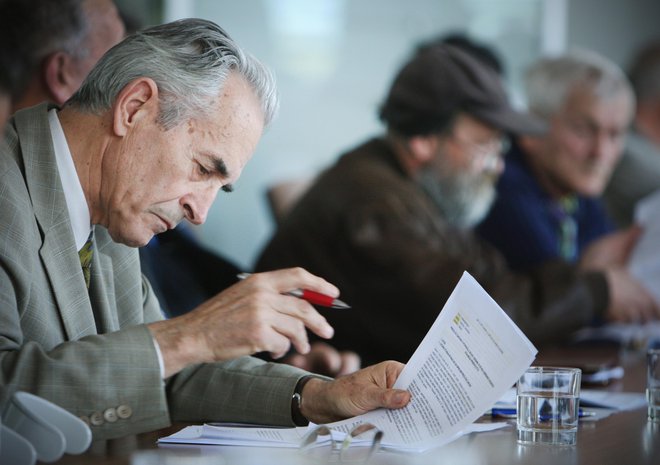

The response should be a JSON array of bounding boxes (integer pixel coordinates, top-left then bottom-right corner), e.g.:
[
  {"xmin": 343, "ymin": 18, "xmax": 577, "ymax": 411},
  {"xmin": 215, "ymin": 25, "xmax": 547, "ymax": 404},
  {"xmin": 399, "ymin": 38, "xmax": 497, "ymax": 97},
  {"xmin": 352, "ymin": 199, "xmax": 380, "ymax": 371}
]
[
  {"xmin": 253, "ymin": 268, "xmax": 340, "ymax": 299},
  {"xmin": 338, "ymin": 351, "xmax": 361, "ymax": 376},
  {"xmin": 269, "ymin": 313, "xmax": 311, "ymax": 355},
  {"xmin": 273, "ymin": 294, "xmax": 334, "ymax": 339},
  {"xmin": 308, "ymin": 343, "xmax": 341, "ymax": 374}
]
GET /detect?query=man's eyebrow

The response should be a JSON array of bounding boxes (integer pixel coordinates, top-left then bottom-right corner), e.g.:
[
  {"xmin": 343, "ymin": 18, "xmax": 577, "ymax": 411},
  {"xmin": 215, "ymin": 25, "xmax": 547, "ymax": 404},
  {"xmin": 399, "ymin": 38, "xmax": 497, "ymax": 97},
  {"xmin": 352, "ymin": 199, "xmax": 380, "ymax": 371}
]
[
  {"xmin": 211, "ymin": 157, "xmax": 234, "ymax": 193},
  {"xmin": 212, "ymin": 158, "xmax": 229, "ymax": 177}
]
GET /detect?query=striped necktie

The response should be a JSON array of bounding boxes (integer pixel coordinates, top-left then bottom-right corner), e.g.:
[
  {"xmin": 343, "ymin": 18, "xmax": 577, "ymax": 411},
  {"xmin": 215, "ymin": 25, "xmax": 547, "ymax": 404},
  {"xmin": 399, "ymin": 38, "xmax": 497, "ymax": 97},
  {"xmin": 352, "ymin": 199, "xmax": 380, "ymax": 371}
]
[
  {"xmin": 78, "ymin": 235, "xmax": 94, "ymax": 289},
  {"xmin": 554, "ymin": 196, "xmax": 578, "ymax": 262}
]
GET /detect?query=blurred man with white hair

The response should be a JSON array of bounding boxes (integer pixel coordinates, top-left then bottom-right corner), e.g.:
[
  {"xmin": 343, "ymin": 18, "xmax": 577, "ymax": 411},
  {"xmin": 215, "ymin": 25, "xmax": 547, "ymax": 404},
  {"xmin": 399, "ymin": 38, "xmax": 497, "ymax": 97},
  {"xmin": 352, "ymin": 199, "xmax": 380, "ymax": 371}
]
[{"xmin": 478, "ymin": 49, "xmax": 636, "ymax": 272}]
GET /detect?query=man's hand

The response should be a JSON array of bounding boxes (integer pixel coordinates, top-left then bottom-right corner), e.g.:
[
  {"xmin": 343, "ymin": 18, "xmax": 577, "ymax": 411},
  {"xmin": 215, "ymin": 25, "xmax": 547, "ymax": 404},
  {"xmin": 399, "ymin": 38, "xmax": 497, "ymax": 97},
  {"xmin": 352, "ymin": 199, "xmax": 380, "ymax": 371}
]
[
  {"xmin": 283, "ymin": 342, "xmax": 361, "ymax": 377},
  {"xmin": 299, "ymin": 361, "xmax": 411, "ymax": 424},
  {"xmin": 604, "ymin": 268, "xmax": 660, "ymax": 323},
  {"xmin": 148, "ymin": 268, "xmax": 338, "ymax": 378},
  {"xmin": 580, "ymin": 226, "xmax": 642, "ymax": 271}
]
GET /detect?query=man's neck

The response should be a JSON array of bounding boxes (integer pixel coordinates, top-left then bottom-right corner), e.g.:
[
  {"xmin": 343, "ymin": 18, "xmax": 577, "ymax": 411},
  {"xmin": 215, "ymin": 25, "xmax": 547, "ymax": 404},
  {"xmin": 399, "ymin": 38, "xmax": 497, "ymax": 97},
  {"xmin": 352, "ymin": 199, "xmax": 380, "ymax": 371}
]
[
  {"xmin": 384, "ymin": 135, "xmax": 415, "ymax": 177},
  {"xmin": 57, "ymin": 106, "xmax": 109, "ymax": 226},
  {"xmin": 521, "ymin": 147, "xmax": 573, "ymax": 200}
]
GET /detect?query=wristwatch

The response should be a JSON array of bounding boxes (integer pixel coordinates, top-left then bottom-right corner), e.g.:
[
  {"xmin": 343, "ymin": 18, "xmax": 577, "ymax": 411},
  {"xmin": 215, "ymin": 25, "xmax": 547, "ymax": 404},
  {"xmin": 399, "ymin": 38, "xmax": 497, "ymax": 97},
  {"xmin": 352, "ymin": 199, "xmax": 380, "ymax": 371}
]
[{"xmin": 291, "ymin": 376, "xmax": 312, "ymax": 426}]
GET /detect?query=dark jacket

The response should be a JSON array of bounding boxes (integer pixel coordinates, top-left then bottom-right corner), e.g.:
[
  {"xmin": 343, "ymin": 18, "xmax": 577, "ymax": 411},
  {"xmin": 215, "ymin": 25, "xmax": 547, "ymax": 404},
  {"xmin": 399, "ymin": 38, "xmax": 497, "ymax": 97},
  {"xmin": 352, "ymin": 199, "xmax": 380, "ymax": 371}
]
[
  {"xmin": 256, "ymin": 138, "xmax": 608, "ymax": 366},
  {"xmin": 477, "ymin": 139, "xmax": 613, "ymax": 271}
]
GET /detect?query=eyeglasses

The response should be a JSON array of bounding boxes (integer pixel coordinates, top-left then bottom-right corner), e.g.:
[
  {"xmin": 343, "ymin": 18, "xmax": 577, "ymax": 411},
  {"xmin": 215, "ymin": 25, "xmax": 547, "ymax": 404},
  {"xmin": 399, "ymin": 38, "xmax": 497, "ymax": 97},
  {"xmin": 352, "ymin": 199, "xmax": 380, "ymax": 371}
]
[
  {"xmin": 448, "ymin": 133, "xmax": 510, "ymax": 173},
  {"xmin": 299, "ymin": 423, "xmax": 383, "ymax": 464}
]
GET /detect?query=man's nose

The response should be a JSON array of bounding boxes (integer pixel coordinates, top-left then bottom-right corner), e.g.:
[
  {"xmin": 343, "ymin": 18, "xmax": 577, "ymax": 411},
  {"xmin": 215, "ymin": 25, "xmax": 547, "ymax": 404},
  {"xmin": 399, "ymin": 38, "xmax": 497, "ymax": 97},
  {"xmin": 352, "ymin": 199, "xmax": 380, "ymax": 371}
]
[{"xmin": 181, "ymin": 186, "xmax": 219, "ymax": 225}]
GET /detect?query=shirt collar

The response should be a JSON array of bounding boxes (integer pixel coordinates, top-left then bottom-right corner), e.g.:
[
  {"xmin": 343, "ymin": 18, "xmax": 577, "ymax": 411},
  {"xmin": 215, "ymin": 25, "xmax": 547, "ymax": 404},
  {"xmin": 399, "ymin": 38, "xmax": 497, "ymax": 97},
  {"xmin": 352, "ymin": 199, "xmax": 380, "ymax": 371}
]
[{"xmin": 48, "ymin": 108, "xmax": 92, "ymax": 250}]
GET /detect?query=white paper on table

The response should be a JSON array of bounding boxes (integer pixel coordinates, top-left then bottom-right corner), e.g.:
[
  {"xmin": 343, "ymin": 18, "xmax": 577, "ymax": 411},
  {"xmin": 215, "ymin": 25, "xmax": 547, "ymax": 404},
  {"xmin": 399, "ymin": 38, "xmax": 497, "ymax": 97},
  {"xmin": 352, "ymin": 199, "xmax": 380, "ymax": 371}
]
[
  {"xmin": 494, "ymin": 387, "xmax": 647, "ymax": 412},
  {"xmin": 158, "ymin": 424, "xmax": 311, "ymax": 448},
  {"xmin": 629, "ymin": 189, "xmax": 660, "ymax": 304},
  {"xmin": 157, "ymin": 422, "xmax": 510, "ymax": 449},
  {"xmin": 579, "ymin": 389, "xmax": 647, "ymax": 411},
  {"xmin": 324, "ymin": 272, "xmax": 537, "ymax": 452}
]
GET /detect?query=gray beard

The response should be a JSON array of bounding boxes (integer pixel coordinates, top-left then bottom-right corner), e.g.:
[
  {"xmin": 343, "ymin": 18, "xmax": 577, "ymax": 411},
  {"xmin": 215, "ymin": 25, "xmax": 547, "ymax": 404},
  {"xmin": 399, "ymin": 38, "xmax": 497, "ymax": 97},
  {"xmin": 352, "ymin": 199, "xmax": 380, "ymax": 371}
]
[{"xmin": 416, "ymin": 167, "xmax": 496, "ymax": 229}]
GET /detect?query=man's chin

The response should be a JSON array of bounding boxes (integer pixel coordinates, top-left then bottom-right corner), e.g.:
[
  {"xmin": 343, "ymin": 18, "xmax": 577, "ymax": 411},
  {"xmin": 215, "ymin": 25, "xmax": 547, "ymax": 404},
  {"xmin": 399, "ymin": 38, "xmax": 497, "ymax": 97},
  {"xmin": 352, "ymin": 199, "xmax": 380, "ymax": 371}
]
[{"xmin": 108, "ymin": 228, "xmax": 155, "ymax": 248}]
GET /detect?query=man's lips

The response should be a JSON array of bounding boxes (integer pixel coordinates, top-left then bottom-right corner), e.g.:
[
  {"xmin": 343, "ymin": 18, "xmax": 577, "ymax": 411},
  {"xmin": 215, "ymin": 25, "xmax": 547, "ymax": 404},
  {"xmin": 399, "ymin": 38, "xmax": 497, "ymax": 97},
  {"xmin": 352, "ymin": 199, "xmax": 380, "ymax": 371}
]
[{"xmin": 154, "ymin": 214, "xmax": 173, "ymax": 231}]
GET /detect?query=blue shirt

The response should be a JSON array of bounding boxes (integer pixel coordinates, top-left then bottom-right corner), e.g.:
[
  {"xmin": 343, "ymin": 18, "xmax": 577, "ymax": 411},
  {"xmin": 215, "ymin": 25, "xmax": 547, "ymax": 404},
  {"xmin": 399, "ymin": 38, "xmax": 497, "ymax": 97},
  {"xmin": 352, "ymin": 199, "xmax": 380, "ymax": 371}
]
[{"xmin": 476, "ymin": 141, "xmax": 614, "ymax": 272}]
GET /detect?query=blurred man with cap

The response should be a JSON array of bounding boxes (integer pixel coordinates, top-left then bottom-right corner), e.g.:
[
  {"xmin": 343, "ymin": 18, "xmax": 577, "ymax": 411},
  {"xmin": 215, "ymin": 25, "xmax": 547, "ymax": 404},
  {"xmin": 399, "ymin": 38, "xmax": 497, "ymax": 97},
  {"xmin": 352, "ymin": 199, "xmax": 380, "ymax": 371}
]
[{"xmin": 257, "ymin": 42, "xmax": 659, "ymax": 366}]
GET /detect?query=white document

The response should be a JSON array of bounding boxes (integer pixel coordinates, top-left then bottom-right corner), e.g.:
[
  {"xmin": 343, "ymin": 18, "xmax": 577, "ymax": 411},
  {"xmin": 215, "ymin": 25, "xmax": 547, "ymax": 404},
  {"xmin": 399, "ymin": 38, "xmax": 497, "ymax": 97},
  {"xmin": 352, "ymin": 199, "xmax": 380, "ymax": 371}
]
[
  {"xmin": 159, "ymin": 272, "xmax": 536, "ymax": 452},
  {"xmin": 629, "ymin": 188, "xmax": 660, "ymax": 304},
  {"xmin": 157, "ymin": 422, "xmax": 507, "ymax": 449},
  {"xmin": 159, "ymin": 424, "xmax": 314, "ymax": 448},
  {"xmin": 323, "ymin": 272, "xmax": 537, "ymax": 452}
]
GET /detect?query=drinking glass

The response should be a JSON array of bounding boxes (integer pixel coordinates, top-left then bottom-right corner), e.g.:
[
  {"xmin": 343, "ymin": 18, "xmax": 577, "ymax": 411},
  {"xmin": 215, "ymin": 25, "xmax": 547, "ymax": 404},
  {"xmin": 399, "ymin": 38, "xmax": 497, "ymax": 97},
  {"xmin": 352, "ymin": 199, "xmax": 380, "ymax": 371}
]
[{"xmin": 516, "ymin": 367, "xmax": 581, "ymax": 446}]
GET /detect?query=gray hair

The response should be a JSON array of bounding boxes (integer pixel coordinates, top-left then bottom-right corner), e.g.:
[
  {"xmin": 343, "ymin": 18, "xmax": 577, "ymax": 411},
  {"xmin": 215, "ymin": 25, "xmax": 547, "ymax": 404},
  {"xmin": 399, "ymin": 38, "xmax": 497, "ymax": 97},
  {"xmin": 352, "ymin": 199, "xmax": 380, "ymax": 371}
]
[
  {"xmin": 68, "ymin": 18, "xmax": 278, "ymax": 129},
  {"xmin": 525, "ymin": 49, "xmax": 634, "ymax": 120}
]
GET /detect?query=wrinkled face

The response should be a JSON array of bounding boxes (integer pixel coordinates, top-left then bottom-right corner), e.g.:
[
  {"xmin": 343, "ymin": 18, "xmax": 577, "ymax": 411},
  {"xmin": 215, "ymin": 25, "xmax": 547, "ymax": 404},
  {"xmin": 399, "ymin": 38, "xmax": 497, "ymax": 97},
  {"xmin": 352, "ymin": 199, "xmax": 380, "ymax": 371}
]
[
  {"xmin": 416, "ymin": 113, "xmax": 505, "ymax": 228},
  {"xmin": 528, "ymin": 87, "xmax": 632, "ymax": 197},
  {"xmin": 101, "ymin": 73, "xmax": 264, "ymax": 247}
]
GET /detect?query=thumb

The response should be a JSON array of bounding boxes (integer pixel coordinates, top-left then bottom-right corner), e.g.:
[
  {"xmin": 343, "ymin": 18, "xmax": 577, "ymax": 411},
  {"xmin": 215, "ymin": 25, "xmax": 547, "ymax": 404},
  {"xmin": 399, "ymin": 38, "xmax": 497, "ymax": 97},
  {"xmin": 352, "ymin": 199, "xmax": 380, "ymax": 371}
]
[{"xmin": 380, "ymin": 388, "xmax": 411, "ymax": 409}]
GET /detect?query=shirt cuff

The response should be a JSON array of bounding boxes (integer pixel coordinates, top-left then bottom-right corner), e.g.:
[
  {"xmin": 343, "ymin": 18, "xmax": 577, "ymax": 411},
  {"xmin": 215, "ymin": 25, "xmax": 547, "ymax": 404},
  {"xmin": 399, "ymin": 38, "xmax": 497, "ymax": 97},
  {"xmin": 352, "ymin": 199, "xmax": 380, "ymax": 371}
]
[{"xmin": 151, "ymin": 336, "xmax": 166, "ymax": 379}]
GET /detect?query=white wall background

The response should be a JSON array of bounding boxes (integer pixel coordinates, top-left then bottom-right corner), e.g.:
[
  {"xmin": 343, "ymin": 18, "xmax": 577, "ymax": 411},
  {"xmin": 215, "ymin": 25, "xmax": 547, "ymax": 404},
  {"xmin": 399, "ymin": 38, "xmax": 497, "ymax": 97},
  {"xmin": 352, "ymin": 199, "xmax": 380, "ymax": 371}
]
[{"xmin": 161, "ymin": 0, "xmax": 659, "ymax": 270}]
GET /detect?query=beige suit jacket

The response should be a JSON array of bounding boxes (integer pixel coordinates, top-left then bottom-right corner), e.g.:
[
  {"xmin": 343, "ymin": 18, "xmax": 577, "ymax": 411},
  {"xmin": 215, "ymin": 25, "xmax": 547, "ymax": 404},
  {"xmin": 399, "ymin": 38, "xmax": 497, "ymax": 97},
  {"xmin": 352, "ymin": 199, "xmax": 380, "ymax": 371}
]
[{"xmin": 0, "ymin": 104, "xmax": 307, "ymax": 439}]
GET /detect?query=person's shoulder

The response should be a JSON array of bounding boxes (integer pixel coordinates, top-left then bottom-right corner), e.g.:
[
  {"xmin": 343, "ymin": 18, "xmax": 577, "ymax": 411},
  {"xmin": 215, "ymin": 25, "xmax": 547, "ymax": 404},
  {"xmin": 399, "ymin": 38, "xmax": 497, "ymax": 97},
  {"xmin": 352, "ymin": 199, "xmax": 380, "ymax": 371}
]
[{"xmin": 0, "ymin": 129, "xmax": 26, "ymax": 188}]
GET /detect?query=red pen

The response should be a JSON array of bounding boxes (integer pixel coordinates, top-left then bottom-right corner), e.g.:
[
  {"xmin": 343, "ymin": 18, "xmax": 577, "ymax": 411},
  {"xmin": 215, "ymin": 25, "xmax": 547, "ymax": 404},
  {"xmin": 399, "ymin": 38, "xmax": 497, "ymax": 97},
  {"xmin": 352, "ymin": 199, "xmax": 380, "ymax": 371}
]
[{"xmin": 237, "ymin": 273, "xmax": 350, "ymax": 309}]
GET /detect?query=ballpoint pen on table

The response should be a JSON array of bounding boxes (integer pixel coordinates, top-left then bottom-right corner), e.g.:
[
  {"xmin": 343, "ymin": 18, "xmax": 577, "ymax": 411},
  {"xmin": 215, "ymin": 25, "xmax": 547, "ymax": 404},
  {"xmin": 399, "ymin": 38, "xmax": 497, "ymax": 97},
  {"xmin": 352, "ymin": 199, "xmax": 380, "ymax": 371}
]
[
  {"xmin": 236, "ymin": 273, "xmax": 351, "ymax": 309},
  {"xmin": 488, "ymin": 408, "xmax": 595, "ymax": 419}
]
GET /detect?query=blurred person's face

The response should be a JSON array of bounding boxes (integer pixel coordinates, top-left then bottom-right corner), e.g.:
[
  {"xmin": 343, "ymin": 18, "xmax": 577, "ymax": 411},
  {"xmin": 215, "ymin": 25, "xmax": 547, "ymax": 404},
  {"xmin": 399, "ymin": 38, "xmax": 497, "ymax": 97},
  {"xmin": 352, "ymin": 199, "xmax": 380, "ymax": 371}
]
[
  {"xmin": 522, "ymin": 86, "xmax": 632, "ymax": 198},
  {"xmin": 91, "ymin": 73, "xmax": 264, "ymax": 247},
  {"xmin": 66, "ymin": 0, "xmax": 124, "ymax": 101},
  {"xmin": 415, "ymin": 113, "xmax": 506, "ymax": 229}
]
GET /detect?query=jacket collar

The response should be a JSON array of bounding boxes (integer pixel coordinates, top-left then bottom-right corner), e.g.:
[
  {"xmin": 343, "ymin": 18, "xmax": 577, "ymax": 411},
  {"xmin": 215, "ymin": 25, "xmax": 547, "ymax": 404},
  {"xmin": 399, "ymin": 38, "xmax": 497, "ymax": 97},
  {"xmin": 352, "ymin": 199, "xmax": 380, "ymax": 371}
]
[{"xmin": 14, "ymin": 103, "xmax": 100, "ymax": 338}]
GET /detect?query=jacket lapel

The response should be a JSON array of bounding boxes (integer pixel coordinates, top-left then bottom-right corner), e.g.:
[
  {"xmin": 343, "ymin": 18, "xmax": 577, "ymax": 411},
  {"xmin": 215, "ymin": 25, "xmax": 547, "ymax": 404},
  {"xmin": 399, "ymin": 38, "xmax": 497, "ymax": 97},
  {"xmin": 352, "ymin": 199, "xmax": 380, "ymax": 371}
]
[{"xmin": 15, "ymin": 104, "xmax": 98, "ymax": 340}]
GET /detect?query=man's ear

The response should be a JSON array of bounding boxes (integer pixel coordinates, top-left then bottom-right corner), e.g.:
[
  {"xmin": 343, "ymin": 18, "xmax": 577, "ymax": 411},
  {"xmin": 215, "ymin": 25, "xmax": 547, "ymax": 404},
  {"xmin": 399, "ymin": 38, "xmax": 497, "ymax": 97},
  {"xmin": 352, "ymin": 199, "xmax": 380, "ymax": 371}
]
[
  {"xmin": 43, "ymin": 52, "xmax": 78, "ymax": 105},
  {"xmin": 112, "ymin": 77, "xmax": 159, "ymax": 137},
  {"xmin": 408, "ymin": 134, "xmax": 440, "ymax": 165}
]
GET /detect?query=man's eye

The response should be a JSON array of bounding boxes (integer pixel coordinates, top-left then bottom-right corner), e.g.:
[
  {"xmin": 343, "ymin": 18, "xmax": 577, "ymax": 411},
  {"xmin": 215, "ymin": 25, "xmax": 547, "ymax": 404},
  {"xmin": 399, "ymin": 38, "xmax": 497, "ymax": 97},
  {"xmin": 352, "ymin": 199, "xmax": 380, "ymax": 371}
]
[{"xmin": 198, "ymin": 164, "xmax": 211, "ymax": 176}]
